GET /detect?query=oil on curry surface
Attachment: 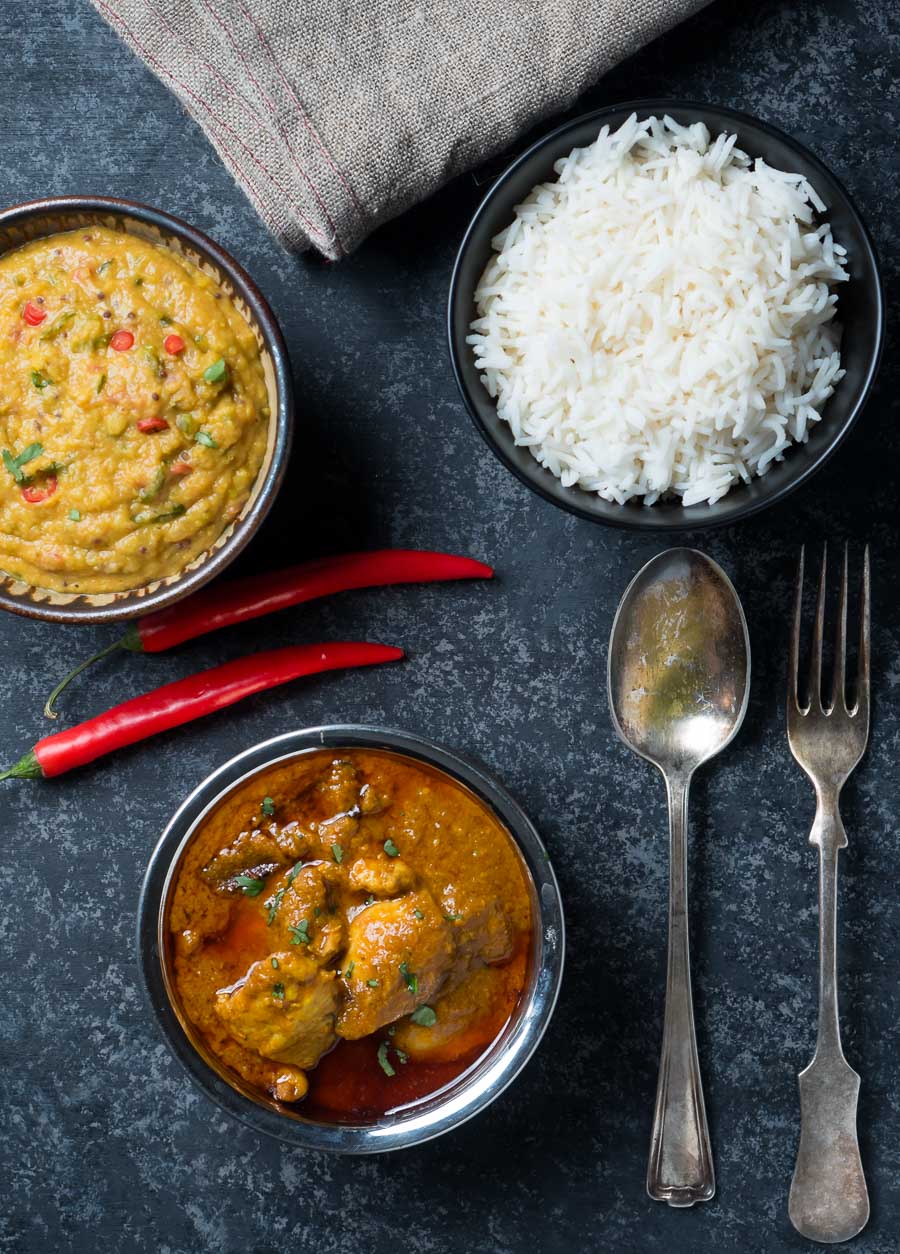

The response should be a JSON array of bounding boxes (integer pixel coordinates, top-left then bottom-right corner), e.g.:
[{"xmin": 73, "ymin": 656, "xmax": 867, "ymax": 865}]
[
  {"xmin": 0, "ymin": 226, "xmax": 268, "ymax": 594},
  {"xmin": 168, "ymin": 750, "xmax": 533, "ymax": 1118}
]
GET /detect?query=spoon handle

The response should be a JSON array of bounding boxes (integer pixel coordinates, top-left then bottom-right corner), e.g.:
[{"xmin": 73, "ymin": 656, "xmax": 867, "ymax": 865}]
[{"xmin": 647, "ymin": 772, "xmax": 715, "ymax": 1207}]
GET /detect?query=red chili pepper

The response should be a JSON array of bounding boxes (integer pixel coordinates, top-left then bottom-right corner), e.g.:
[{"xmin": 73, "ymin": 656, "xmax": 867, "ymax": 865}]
[
  {"xmin": 110, "ymin": 330, "xmax": 135, "ymax": 351},
  {"xmin": 23, "ymin": 301, "xmax": 46, "ymax": 326},
  {"xmin": 140, "ymin": 550, "xmax": 493, "ymax": 652},
  {"xmin": 164, "ymin": 334, "xmax": 185, "ymax": 355},
  {"xmin": 7, "ymin": 642, "xmax": 402, "ymax": 781},
  {"xmin": 43, "ymin": 549, "xmax": 492, "ymax": 718},
  {"xmin": 137, "ymin": 417, "xmax": 169, "ymax": 433},
  {"xmin": 170, "ymin": 461, "xmax": 192, "ymax": 477},
  {"xmin": 21, "ymin": 476, "xmax": 57, "ymax": 504}
]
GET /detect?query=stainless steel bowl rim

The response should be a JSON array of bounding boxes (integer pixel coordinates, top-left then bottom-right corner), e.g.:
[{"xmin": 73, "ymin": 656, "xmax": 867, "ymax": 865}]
[{"xmin": 137, "ymin": 725, "xmax": 566, "ymax": 1153}]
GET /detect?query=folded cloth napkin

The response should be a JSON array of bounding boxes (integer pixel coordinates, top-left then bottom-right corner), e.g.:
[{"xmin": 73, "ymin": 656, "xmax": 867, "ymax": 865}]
[{"xmin": 92, "ymin": 0, "xmax": 707, "ymax": 259}]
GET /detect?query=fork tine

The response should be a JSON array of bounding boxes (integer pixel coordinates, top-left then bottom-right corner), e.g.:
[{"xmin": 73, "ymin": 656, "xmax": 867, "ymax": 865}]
[
  {"xmin": 807, "ymin": 544, "xmax": 827, "ymax": 713},
  {"xmin": 789, "ymin": 546, "xmax": 805, "ymax": 712},
  {"xmin": 855, "ymin": 545, "xmax": 871, "ymax": 721},
  {"xmin": 831, "ymin": 543, "xmax": 848, "ymax": 712}
]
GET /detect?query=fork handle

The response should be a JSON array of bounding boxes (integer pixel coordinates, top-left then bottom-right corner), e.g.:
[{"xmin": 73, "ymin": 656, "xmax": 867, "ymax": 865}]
[
  {"xmin": 788, "ymin": 800, "xmax": 869, "ymax": 1243},
  {"xmin": 647, "ymin": 772, "xmax": 715, "ymax": 1207}
]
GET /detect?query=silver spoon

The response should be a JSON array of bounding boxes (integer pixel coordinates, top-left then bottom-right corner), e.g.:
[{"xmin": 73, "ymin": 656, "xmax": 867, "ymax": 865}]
[{"xmin": 608, "ymin": 548, "xmax": 751, "ymax": 1207}]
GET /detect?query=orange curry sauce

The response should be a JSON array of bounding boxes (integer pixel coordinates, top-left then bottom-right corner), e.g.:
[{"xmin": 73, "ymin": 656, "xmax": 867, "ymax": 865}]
[{"xmin": 166, "ymin": 749, "xmax": 532, "ymax": 1122}]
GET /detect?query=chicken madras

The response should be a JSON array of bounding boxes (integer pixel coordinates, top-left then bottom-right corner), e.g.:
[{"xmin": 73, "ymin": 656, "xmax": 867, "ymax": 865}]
[{"xmin": 166, "ymin": 748, "xmax": 533, "ymax": 1120}]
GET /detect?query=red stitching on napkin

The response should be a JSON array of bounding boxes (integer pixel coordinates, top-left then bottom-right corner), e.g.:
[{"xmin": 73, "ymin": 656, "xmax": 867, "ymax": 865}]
[
  {"xmin": 196, "ymin": 0, "xmax": 345, "ymax": 254},
  {"xmin": 238, "ymin": 0, "xmax": 365, "ymax": 221},
  {"xmin": 94, "ymin": 0, "xmax": 330, "ymax": 250}
]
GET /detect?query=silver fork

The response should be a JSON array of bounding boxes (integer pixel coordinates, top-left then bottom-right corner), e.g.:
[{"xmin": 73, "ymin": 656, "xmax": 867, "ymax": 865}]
[{"xmin": 787, "ymin": 544, "xmax": 871, "ymax": 1245}]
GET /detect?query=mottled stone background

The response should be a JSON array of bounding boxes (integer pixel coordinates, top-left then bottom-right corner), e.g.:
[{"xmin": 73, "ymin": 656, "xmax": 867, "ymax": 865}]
[{"xmin": 2, "ymin": 1, "xmax": 898, "ymax": 1250}]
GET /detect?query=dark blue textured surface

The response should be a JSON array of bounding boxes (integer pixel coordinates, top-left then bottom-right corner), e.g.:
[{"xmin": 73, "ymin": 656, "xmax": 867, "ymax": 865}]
[{"xmin": 3, "ymin": 2, "xmax": 899, "ymax": 1250}]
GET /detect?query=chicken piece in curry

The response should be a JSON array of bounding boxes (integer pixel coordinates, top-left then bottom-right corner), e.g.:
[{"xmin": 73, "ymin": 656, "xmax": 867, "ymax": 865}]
[{"xmin": 167, "ymin": 749, "xmax": 532, "ymax": 1118}]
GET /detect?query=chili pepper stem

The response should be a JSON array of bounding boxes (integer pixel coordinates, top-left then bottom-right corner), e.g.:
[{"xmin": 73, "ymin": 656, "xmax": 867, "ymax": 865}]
[
  {"xmin": 43, "ymin": 637, "xmax": 135, "ymax": 720},
  {"xmin": 0, "ymin": 750, "xmax": 42, "ymax": 781}
]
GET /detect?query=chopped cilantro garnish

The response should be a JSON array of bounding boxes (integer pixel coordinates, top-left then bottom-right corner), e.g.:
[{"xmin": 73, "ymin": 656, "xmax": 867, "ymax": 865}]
[
  {"xmin": 96, "ymin": 373, "xmax": 106, "ymax": 394},
  {"xmin": 289, "ymin": 920, "xmax": 310, "ymax": 945},
  {"xmin": 377, "ymin": 1041, "xmax": 395, "ymax": 1077},
  {"xmin": 40, "ymin": 311, "xmax": 75, "ymax": 343},
  {"xmin": 411, "ymin": 1006, "xmax": 437, "ymax": 1027},
  {"xmin": 271, "ymin": 957, "xmax": 279, "ymax": 970},
  {"xmin": 234, "ymin": 874, "xmax": 266, "ymax": 897},
  {"xmin": 261, "ymin": 795, "xmax": 275, "ymax": 817},
  {"xmin": 138, "ymin": 465, "xmax": 166, "ymax": 503},
  {"xmin": 203, "ymin": 357, "xmax": 227, "ymax": 384},
  {"xmin": 266, "ymin": 886, "xmax": 287, "ymax": 926},
  {"xmin": 344, "ymin": 961, "xmax": 355, "ymax": 978},
  {"xmin": 133, "ymin": 502, "xmax": 186, "ymax": 526},
  {"xmin": 332, "ymin": 843, "xmax": 344, "ymax": 864},
  {"xmin": 413, "ymin": 909, "xmax": 424, "ymax": 920},
  {"xmin": 367, "ymin": 978, "xmax": 380, "ymax": 988},
  {"xmin": 143, "ymin": 345, "xmax": 163, "ymax": 377},
  {"xmin": 272, "ymin": 982, "xmax": 285, "ymax": 1001},
  {"xmin": 444, "ymin": 913, "xmax": 462, "ymax": 922},
  {"xmin": 3, "ymin": 443, "xmax": 43, "ymax": 484},
  {"xmin": 399, "ymin": 962, "xmax": 418, "ymax": 995},
  {"xmin": 30, "ymin": 370, "xmax": 52, "ymax": 390},
  {"xmin": 383, "ymin": 838, "xmax": 400, "ymax": 858},
  {"xmin": 68, "ymin": 509, "xmax": 81, "ymax": 521},
  {"xmin": 194, "ymin": 430, "xmax": 218, "ymax": 449}
]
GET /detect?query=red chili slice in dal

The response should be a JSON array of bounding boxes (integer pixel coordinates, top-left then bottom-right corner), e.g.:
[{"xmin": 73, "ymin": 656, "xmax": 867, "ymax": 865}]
[
  {"xmin": 164, "ymin": 334, "xmax": 185, "ymax": 355},
  {"xmin": 110, "ymin": 330, "xmax": 135, "ymax": 351},
  {"xmin": 137, "ymin": 417, "xmax": 169, "ymax": 433},
  {"xmin": 23, "ymin": 301, "xmax": 46, "ymax": 326},
  {"xmin": 21, "ymin": 476, "xmax": 57, "ymax": 504}
]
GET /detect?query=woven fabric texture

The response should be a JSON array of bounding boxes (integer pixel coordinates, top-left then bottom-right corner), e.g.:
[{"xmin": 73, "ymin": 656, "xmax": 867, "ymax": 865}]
[{"xmin": 91, "ymin": 0, "xmax": 707, "ymax": 258}]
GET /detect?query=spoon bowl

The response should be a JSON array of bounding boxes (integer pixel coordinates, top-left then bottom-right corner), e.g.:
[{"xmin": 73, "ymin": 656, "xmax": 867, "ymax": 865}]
[
  {"xmin": 609, "ymin": 549, "xmax": 751, "ymax": 772},
  {"xmin": 608, "ymin": 548, "xmax": 750, "ymax": 1206}
]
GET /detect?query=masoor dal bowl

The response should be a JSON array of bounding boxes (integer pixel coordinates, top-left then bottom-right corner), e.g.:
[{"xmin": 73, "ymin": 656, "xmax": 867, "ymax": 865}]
[
  {"xmin": 0, "ymin": 197, "xmax": 292, "ymax": 622},
  {"xmin": 138, "ymin": 726, "xmax": 565, "ymax": 1153}
]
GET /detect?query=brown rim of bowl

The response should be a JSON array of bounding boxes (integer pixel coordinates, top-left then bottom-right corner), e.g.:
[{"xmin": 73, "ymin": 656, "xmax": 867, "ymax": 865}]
[{"xmin": 0, "ymin": 195, "xmax": 294, "ymax": 623}]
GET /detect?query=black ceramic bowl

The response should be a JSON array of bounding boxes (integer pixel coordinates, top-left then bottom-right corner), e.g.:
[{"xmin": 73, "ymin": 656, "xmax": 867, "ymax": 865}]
[
  {"xmin": 138, "ymin": 726, "xmax": 565, "ymax": 1153},
  {"xmin": 0, "ymin": 196, "xmax": 293, "ymax": 621},
  {"xmin": 448, "ymin": 100, "xmax": 884, "ymax": 531}
]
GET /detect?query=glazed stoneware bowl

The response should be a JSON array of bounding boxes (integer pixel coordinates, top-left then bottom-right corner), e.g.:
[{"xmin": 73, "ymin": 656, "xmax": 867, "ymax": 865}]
[
  {"xmin": 138, "ymin": 725, "xmax": 566, "ymax": 1153},
  {"xmin": 448, "ymin": 100, "xmax": 884, "ymax": 531},
  {"xmin": 0, "ymin": 196, "xmax": 293, "ymax": 622}
]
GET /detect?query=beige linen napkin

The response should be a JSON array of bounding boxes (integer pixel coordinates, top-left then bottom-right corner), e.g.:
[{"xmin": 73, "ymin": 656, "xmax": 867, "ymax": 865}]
[{"xmin": 91, "ymin": 0, "xmax": 707, "ymax": 259}]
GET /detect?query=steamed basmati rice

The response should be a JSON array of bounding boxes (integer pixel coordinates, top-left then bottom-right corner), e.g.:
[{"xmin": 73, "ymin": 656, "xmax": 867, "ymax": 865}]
[{"xmin": 467, "ymin": 114, "xmax": 848, "ymax": 506}]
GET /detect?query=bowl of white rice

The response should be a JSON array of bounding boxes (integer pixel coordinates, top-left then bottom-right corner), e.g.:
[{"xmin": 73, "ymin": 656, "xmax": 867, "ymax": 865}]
[{"xmin": 448, "ymin": 101, "xmax": 883, "ymax": 529}]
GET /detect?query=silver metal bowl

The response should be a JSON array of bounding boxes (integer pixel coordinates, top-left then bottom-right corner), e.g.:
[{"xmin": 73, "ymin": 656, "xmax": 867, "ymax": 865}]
[
  {"xmin": 0, "ymin": 196, "xmax": 293, "ymax": 622},
  {"xmin": 137, "ymin": 725, "xmax": 565, "ymax": 1153}
]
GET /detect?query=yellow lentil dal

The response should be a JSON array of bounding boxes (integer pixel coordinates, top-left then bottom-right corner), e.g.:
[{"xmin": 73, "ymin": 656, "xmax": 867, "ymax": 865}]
[{"xmin": 0, "ymin": 226, "xmax": 269, "ymax": 594}]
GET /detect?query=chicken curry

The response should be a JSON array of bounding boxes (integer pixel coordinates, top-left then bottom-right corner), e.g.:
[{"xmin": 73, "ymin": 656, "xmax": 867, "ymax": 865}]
[{"xmin": 166, "ymin": 748, "xmax": 533, "ymax": 1120}]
